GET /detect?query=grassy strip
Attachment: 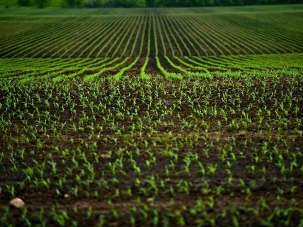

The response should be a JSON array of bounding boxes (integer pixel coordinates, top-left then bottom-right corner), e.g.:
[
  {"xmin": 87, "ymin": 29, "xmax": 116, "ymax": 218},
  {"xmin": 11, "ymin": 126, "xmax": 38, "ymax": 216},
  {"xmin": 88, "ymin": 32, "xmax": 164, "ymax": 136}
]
[
  {"xmin": 84, "ymin": 58, "xmax": 128, "ymax": 81},
  {"xmin": 112, "ymin": 57, "xmax": 140, "ymax": 80},
  {"xmin": 156, "ymin": 57, "xmax": 182, "ymax": 79}
]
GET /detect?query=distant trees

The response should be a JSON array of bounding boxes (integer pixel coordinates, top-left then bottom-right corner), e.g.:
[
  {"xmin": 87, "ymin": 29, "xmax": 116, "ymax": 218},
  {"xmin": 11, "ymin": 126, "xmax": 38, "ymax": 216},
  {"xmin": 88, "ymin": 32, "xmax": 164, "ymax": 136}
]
[
  {"xmin": 16, "ymin": 0, "xmax": 49, "ymax": 8},
  {"xmin": 63, "ymin": 0, "xmax": 83, "ymax": 7},
  {"xmin": 18, "ymin": 0, "xmax": 31, "ymax": 6},
  {"xmin": 35, "ymin": 0, "xmax": 49, "ymax": 8},
  {"xmin": 82, "ymin": 0, "xmax": 99, "ymax": 7},
  {"xmin": 65, "ymin": 0, "xmax": 77, "ymax": 7},
  {"xmin": 146, "ymin": 0, "xmax": 156, "ymax": 7}
]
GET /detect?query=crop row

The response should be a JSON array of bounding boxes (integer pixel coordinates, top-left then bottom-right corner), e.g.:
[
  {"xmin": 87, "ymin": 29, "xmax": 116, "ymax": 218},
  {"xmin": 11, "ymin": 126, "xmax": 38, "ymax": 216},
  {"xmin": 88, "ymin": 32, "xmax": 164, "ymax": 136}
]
[
  {"xmin": 0, "ymin": 53, "xmax": 302, "ymax": 81},
  {"xmin": 0, "ymin": 12, "xmax": 302, "ymax": 58}
]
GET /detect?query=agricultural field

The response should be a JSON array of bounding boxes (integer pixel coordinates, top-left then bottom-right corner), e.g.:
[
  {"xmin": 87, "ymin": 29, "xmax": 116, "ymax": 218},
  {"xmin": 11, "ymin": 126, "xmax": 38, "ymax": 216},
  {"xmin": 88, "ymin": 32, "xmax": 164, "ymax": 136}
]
[{"xmin": 0, "ymin": 5, "xmax": 303, "ymax": 226}]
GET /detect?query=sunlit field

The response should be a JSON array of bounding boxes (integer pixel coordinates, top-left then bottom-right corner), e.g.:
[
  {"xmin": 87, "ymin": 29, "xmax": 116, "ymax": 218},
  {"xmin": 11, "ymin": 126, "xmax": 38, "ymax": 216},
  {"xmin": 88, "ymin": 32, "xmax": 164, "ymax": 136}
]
[{"xmin": 0, "ymin": 5, "xmax": 303, "ymax": 226}]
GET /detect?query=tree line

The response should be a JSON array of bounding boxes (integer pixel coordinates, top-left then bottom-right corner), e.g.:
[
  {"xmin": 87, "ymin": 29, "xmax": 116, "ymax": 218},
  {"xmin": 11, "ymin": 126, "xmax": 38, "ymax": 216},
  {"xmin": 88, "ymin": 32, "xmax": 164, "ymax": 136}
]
[{"xmin": 11, "ymin": 0, "xmax": 303, "ymax": 8}]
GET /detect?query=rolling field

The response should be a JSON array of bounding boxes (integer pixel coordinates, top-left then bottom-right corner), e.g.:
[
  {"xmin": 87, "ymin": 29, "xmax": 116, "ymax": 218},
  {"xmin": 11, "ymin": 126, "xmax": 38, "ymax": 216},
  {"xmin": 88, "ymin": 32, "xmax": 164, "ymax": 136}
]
[{"xmin": 1, "ymin": 5, "xmax": 303, "ymax": 226}]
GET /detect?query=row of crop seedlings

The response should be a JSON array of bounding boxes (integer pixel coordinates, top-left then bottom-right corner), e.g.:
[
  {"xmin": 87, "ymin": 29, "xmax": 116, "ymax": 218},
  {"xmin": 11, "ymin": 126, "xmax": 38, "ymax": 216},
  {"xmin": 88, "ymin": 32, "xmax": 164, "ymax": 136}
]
[
  {"xmin": 207, "ymin": 56, "xmax": 261, "ymax": 71},
  {"xmin": 157, "ymin": 16, "xmax": 188, "ymax": 57},
  {"xmin": 0, "ymin": 19, "xmax": 86, "ymax": 57},
  {"xmin": 1, "ymin": 16, "xmax": 301, "ymax": 80},
  {"xmin": 1, "ymin": 15, "xmax": 302, "ymax": 58},
  {"xmin": 182, "ymin": 16, "xmax": 235, "ymax": 56},
  {"xmin": 35, "ymin": 22, "xmax": 99, "ymax": 58},
  {"xmin": 94, "ymin": 16, "xmax": 143, "ymax": 58},
  {"xmin": 192, "ymin": 16, "xmax": 248, "ymax": 56},
  {"xmin": 140, "ymin": 16, "xmax": 152, "ymax": 79},
  {"xmin": 174, "ymin": 17, "xmax": 218, "ymax": 56},
  {"xmin": 177, "ymin": 57, "xmax": 226, "ymax": 72},
  {"xmin": 56, "ymin": 58, "xmax": 117, "ymax": 81},
  {"xmin": 185, "ymin": 15, "xmax": 300, "ymax": 55},
  {"xmin": 34, "ymin": 16, "xmax": 124, "ymax": 58},
  {"xmin": 27, "ymin": 20, "xmax": 90, "ymax": 57},
  {"xmin": 83, "ymin": 16, "xmax": 147, "ymax": 80},
  {"xmin": 96, "ymin": 17, "xmax": 134, "ymax": 58},
  {"xmin": 105, "ymin": 16, "xmax": 141, "ymax": 58},
  {"xmin": 93, "ymin": 16, "xmax": 143, "ymax": 58},
  {"xmin": 1, "ymin": 54, "xmax": 302, "ymax": 82},
  {"xmin": 171, "ymin": 17, "xmax": 203, "ymax": 56},
  {"xmin": 178, "ymin": 16, "xmax": 223, "ymax": 56},
  {"xmin": 234, "ymin": 54, "xmax": 303, "ymax": 70},
  {"xmin": 0, "ymin": 58, "xmax": 66, "ymax": 74},
  {"xmin": 161, "ymin": 54, "xmax": 282, "ymax": 78},
  {"xmin": 0, "ymin": 58, "xmax": 74, "ymax": 79},
  {"xmin": 207, "ymin": 18, "xmax": 273, "ymax": 55},
  {"xmin": 52, "ymin": 58, "xmax": 111, "ymax": 82},
  {"xmin": 174, "ymin": 56, "xmax": 219, "ymax": 73},
  {"xmin": 167, "ymin": 17, "xmax": 201, "ymax": 56},
  {"xmin": 153, "ymin": 16, "xmax": 174, "ymax": 76},
  {"xmin": 44, "ymin": 21, "xmax": 108, "ymax": 58},
  {"xmin": 152, "ymin": 16, "xmax": 205, "ymax": 77},
  {"xmin": 171, "ymin": 17, "xmax": 198, "ymax": 56},
  {"xmin": 66, "ymin": 18, "xmax": 124, "ymax": 58},
  {"xmin": 155, "ymin": 49, "xmax": 274, "ymax": 77},
  {"xmin": 28, "ymin": 58, "xmax": 107, "ymax": 82},
  {"xmin": 146, "ymin": 15, "xmax": 184, "ymax": 78},
  {"xmin": 109, "ymin": 15, "xmax": 148, "ymax": 79},
  {"xmin": 157, "ymin": 16, "xmax": 181, "ymax": 56},
  {"xmin": 153, "ymin": 16, "xmax": 218, "ymax": 76},
  {"xmin": 12, "ymin": 15, "xmax": 151, "ymax": 82},
  {"xmin": 154, "ymin": 16, "xmax": 167, "ymax": 56},
  {"xmin": 77, "ymin": 18, "xmax": 122, "ymax": 57},
  {"xmin": 0, "ymin": 58, "xmax": 106, "ymax": 82},
  {"xmin": 0, "ymin": 18, "xmax": 91, "ymax": 58},
  {"xmin": 219, "ymin": 15, "xmax": 303, "ymax": 53},
  {"xmin": 44, "ymin": 58, "xmax": 114, "ymax": 82},
  {"xmin": 0, "ymin": 18, "xmax": 64, "ymax": 50},
  {"xmin": 0, "ymin": 16, "xmax": 137, "ymax": 58},
  {"xmin": 159, "ymin": 16, "xmax": 193, "ymax": 56},
  {"xmin": 107, "ymin": 16, "xmax": 147, "ymax": 80},
  {"xmin": 181, "ymin": 16, "xmax": 230, "ymax": 56},
  {"xmin": 195, "ymin": 55, "xmax": 260, "ymax": 71},
  {"xmin": 194, "ymin": 17, "xmax": 257, "ymax": 55},
  {"xmin": 213, "ymin": 15, "xmax": 298, "ymax": 54},
  {"xmin": 154, "ymin": 16, "xmax": 169, "ymax": 56},
  {"xmin": 191, "ymin": 54, "xmax": 303, "ymax": 72},
  {"xmin": 84, "ymin": 17, "xmax": 128, "ymax": 58},
  {"xmin": 242, "ymin": 13, "xmax": 303, "ymax": 48},
  {"xmin": 3, "ymin": 58, "xmax": 90, "ymax": 82},
  {"xmin": 264, "ymin": 13, "xmax": 303, "ymax": 36},
  {"xmin": 49, "ymin": 17, "xmax": 122, "ymax": 58}
]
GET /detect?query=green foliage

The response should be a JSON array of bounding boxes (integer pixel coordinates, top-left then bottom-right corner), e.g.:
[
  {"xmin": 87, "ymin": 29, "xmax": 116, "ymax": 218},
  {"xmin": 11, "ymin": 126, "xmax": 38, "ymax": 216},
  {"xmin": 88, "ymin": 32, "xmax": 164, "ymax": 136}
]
[
  {"xmin": 62, "ymin": 0, "xmax": 82, "ymax": 7},
  {"xmin": 17, "ymin": 0, "xmax": 30, "ymax": 6},
  {"xmin": 35, "ymin": 0, "xmax": 49, "ymax": 8},
  {"xmin": 146, "ymin": 0, "xmax": 155, "ymax": 7},
  {"xmin": 0, "ymin": 70, "xmax": 303, "ymax": 225},
  {"xmin": 0, "ymin": 6, "xmax": 303, "ymax": 227}
]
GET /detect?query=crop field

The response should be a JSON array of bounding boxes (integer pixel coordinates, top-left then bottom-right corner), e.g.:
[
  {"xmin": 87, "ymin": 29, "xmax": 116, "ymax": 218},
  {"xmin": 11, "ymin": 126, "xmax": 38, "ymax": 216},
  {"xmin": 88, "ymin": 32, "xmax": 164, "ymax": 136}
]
[{"xmin": 0, "ymin": 5, "xmax": 303, "ymax": 226}]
